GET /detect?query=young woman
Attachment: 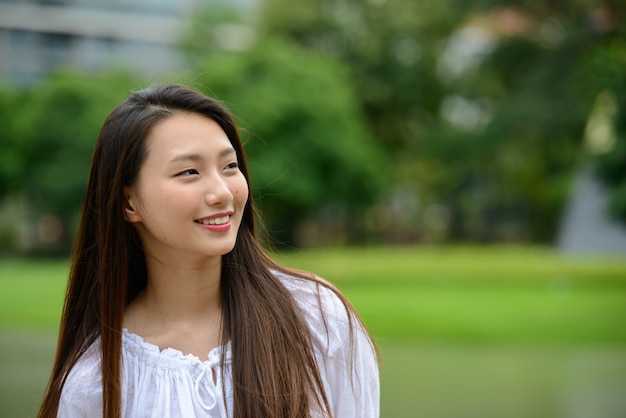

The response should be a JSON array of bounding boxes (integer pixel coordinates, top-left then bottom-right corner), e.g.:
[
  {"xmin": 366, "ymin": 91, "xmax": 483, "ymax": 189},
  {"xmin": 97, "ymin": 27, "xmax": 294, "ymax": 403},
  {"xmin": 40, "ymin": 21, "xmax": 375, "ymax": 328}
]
[{"xmin": 38, "ymin": 84, "xmax": 379, "ymax": 418}]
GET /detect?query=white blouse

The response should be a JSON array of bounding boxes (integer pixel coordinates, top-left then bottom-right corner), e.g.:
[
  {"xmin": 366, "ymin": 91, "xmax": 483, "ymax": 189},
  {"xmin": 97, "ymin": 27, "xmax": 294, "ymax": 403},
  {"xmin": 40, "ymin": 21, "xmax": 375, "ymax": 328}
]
[{"xmin": 58, "ymin": 272, "xmax": 380, "ymax": 417}]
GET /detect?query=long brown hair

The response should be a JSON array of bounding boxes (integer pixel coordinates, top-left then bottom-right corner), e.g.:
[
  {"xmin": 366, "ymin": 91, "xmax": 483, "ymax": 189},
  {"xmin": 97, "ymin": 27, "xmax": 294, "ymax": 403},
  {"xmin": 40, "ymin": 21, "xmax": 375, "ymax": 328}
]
[{"xmin": 38, "ymin": 84, "xmax": 376, "ymax": 418}]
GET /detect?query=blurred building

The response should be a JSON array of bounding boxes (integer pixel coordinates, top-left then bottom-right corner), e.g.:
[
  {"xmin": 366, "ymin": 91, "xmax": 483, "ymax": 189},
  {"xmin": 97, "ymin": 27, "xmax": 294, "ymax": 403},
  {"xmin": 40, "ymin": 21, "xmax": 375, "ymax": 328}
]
[
  {"xmin": 0, "ymin": 0, "xmax": 194, "ymax": 85},
  {"xmin": 557, "ymin": 168, "xmax": 626, "ymax": 256}
]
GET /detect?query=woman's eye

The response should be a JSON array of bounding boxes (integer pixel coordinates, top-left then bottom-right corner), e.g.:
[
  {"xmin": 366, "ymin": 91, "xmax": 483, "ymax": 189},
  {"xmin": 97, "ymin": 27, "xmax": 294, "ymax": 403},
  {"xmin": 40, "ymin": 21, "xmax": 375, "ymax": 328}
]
[
  {"xmin": 177, "ymin": 168, "xmax": 199, "ymax": 176},
  {"xmin": 225, "ymin": 162, "xmax": 240, "ymax": 170}
]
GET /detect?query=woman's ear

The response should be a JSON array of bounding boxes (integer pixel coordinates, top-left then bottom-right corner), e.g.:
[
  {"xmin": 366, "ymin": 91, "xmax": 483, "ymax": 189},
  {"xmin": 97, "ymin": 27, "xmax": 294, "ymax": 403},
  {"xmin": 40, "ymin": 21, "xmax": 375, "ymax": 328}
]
[{"xmin": 124, "ymin": 187, "xmax": 141, "ymax": 223}]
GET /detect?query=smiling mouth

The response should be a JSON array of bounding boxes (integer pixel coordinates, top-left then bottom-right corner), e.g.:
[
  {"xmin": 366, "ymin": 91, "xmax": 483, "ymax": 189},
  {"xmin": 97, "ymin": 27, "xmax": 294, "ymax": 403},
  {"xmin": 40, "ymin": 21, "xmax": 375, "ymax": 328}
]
[{"xmin": 195, "ymin": 215, "xmax": 230, "ymax": 226}]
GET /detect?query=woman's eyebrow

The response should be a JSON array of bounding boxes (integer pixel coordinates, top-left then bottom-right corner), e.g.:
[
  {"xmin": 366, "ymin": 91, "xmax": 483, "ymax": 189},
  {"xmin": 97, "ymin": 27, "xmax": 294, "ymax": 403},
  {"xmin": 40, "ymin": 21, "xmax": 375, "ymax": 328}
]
[
  {"xmin": 219, "ymin": 147, "xmax": 237, "ymax": 157},
  {"xmin": 168, "ymin": 153, "xmax": 203, "ymax": 164},
  {"xmin": 168, "ymin": 147, "xmax": 236, "ymax": 164}
]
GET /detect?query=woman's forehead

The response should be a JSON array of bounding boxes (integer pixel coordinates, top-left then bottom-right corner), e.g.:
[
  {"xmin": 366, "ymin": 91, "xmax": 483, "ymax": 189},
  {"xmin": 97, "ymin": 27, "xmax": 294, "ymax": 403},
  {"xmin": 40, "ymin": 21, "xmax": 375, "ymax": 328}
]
[{"xmin": 143, "ymin": 112, "xmax": 232, "ymax": 160}]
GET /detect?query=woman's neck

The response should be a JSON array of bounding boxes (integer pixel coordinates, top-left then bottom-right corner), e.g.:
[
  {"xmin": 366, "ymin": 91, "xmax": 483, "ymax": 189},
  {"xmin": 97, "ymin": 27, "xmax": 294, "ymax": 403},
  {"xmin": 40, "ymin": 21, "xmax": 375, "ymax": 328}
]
[
  {"xmin": 123, "ymin": 255, "xmax": 224, "ymax": 355},
  {"xmin": 146, "ymin": 255, "xmax": 221, "ymax": 315}
]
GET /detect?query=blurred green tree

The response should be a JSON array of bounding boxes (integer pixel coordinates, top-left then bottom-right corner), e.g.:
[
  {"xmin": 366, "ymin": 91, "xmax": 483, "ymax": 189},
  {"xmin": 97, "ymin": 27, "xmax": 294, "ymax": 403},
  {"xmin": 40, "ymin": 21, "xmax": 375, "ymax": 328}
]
[
  {"xmin": 257, "ymin": 0, "xmax": 626, "ymax": 242},
  {"xmin": 582, "ymin": 26, "xmax": 626, "ymax": 223},
  {"xmin": 2, "ymin": 0, "xmax": 623, "ymax": 253},
  {"xmin": 190, "ymin": 38, "xmax": 388, "ymax": 245},
  {"xmin": 0, "ymin": 84, "xmax": 19, "ymax": 197},
  {"xmin": 454, "ymin": 2, "xmax": 626, "ymax": 239},
  {"xmin": 2, "ymin": 71, "xmax": 138, "ymax": 253}
]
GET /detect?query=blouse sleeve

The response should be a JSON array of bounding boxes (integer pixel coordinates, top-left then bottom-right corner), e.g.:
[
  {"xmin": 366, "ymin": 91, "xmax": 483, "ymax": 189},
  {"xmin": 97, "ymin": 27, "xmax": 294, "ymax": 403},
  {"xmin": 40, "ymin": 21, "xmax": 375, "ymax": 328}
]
[
  {"xmin": 323, "ymin": 321, "xmax": 380, "ymax": 417},
  {"xmin": 57, "ymin": 395, "xmax": 100, "ymax": 418},
  {"xmin": 311, "ymin": 285, "xmax": 380, "ymax": 418},
  {"xmin": 57, "ymin": 345, "xmax": 103, "ymax": 418}
]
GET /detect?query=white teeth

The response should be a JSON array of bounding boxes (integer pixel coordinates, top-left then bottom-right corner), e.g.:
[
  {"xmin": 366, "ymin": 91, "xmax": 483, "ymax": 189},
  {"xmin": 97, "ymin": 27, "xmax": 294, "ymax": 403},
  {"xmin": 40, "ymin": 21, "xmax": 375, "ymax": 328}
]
[{"xmin": 198, "ymin": 216, "xmax": 229, "ymax": 225}]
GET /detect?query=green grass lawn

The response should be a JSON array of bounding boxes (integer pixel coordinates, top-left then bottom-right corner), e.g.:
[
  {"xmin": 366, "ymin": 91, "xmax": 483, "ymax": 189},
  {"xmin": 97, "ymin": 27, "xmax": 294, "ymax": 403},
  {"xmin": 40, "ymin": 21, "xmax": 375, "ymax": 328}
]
[
  {"xmin": 1, "ymin": 245, "xmax": 626, "ymax": 417},
  {"xmin": 0, "ymin": 259, "xmax": 67, "ymax": 330},
  {"xmin": 275, "ymin": 245, "xmax": 626, "ymax": 344}
]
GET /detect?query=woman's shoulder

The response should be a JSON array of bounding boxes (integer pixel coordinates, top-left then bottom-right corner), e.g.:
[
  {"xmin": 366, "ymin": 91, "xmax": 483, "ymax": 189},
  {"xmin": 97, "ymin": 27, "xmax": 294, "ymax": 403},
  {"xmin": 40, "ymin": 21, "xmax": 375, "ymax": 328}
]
[
  {"xmin": 273, "ymin": 269, "xmax": 350, "ymax": 322},
  {"xmin": 272, "ymin": 269, "xmax": 360, "ymax": 354},
  {"xmin": 59, "ymin": 340, "xmax": 103, "ymax": 414},
  {"xmin": 272, "ymin": 268, "xmax": 380, "ymax": 416},
  {"xmin": 63, "ymin": 340, "xmax": 102, "ymax": 389}
]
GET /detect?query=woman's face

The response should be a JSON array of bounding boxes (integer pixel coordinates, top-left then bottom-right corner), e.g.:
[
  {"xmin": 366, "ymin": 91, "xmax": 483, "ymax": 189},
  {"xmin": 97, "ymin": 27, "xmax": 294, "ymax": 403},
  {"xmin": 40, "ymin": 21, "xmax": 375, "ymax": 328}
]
[{"xmin": 124, "ymin": 111, "xmax": 249, "ymax": 265}]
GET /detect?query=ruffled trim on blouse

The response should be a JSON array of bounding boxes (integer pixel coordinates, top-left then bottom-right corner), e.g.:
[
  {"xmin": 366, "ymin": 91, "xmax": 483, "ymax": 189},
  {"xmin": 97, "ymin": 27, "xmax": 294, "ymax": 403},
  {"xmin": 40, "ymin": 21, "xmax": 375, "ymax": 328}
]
[
  {"xmin": 122, "ymin": 328, "xmax": 231, "ymax": 368},
  {"xmin": 120, "ymin": 329, "xmax": 233, "ymax": 416}
]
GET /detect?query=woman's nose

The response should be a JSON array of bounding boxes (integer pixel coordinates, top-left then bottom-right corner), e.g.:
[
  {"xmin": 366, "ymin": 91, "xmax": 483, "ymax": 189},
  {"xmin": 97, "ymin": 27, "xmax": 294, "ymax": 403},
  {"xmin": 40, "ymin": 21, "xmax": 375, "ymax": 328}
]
[{"xmin": 204, "ymin": 175, "xmax": 233, "ymax": 206}]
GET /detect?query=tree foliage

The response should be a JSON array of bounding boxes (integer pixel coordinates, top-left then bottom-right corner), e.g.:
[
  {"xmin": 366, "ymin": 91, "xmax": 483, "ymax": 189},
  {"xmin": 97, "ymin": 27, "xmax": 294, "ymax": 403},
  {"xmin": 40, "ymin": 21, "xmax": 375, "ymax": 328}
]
[
  {"xmin": 0, "ymin": 72, "xmax": 139, "ymax": 253},
  {"xmin": 191, "ymin": 38, "xmax": 387, "ymax": 244},
  {"xmin": 1, "ymin": 0, "xmax": 624, "ymax": 254},
  {"xmin": 258, "ymin": 0, "xmax": 626, "ymax": 242},
  {"xmin": 0, "ymin": 84, "xmax": 19, "ymax": 197},
  {"xmin": 1, "ymin": 41, "xmax": 386, "ymax": 251}
]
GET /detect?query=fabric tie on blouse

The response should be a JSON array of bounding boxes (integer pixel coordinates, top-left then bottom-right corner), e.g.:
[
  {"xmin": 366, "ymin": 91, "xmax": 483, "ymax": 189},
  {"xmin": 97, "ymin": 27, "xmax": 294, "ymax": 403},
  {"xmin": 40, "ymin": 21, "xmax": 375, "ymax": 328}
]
[
  {"xmin": 193, "ymin": 360, "xmax": 228, "ymax": 416},
  {"xmin": 120, "ymin": 329, "xmax": 233, "ymax": 417}
]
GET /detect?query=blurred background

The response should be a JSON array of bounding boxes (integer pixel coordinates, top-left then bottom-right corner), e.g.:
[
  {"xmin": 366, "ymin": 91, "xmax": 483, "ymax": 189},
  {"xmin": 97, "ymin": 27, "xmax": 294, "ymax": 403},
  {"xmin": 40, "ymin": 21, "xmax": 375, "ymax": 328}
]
[{"xmin": 0, "ymin": 0, "xmax": 625, "ymax": 417}]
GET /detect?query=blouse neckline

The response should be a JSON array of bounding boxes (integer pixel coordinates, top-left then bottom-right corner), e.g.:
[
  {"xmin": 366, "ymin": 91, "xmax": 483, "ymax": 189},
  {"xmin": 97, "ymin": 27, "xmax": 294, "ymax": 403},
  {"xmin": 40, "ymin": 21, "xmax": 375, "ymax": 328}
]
[{"xmin": 121, "ymin": 328, "xmax": 231, "ymax": 368}]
